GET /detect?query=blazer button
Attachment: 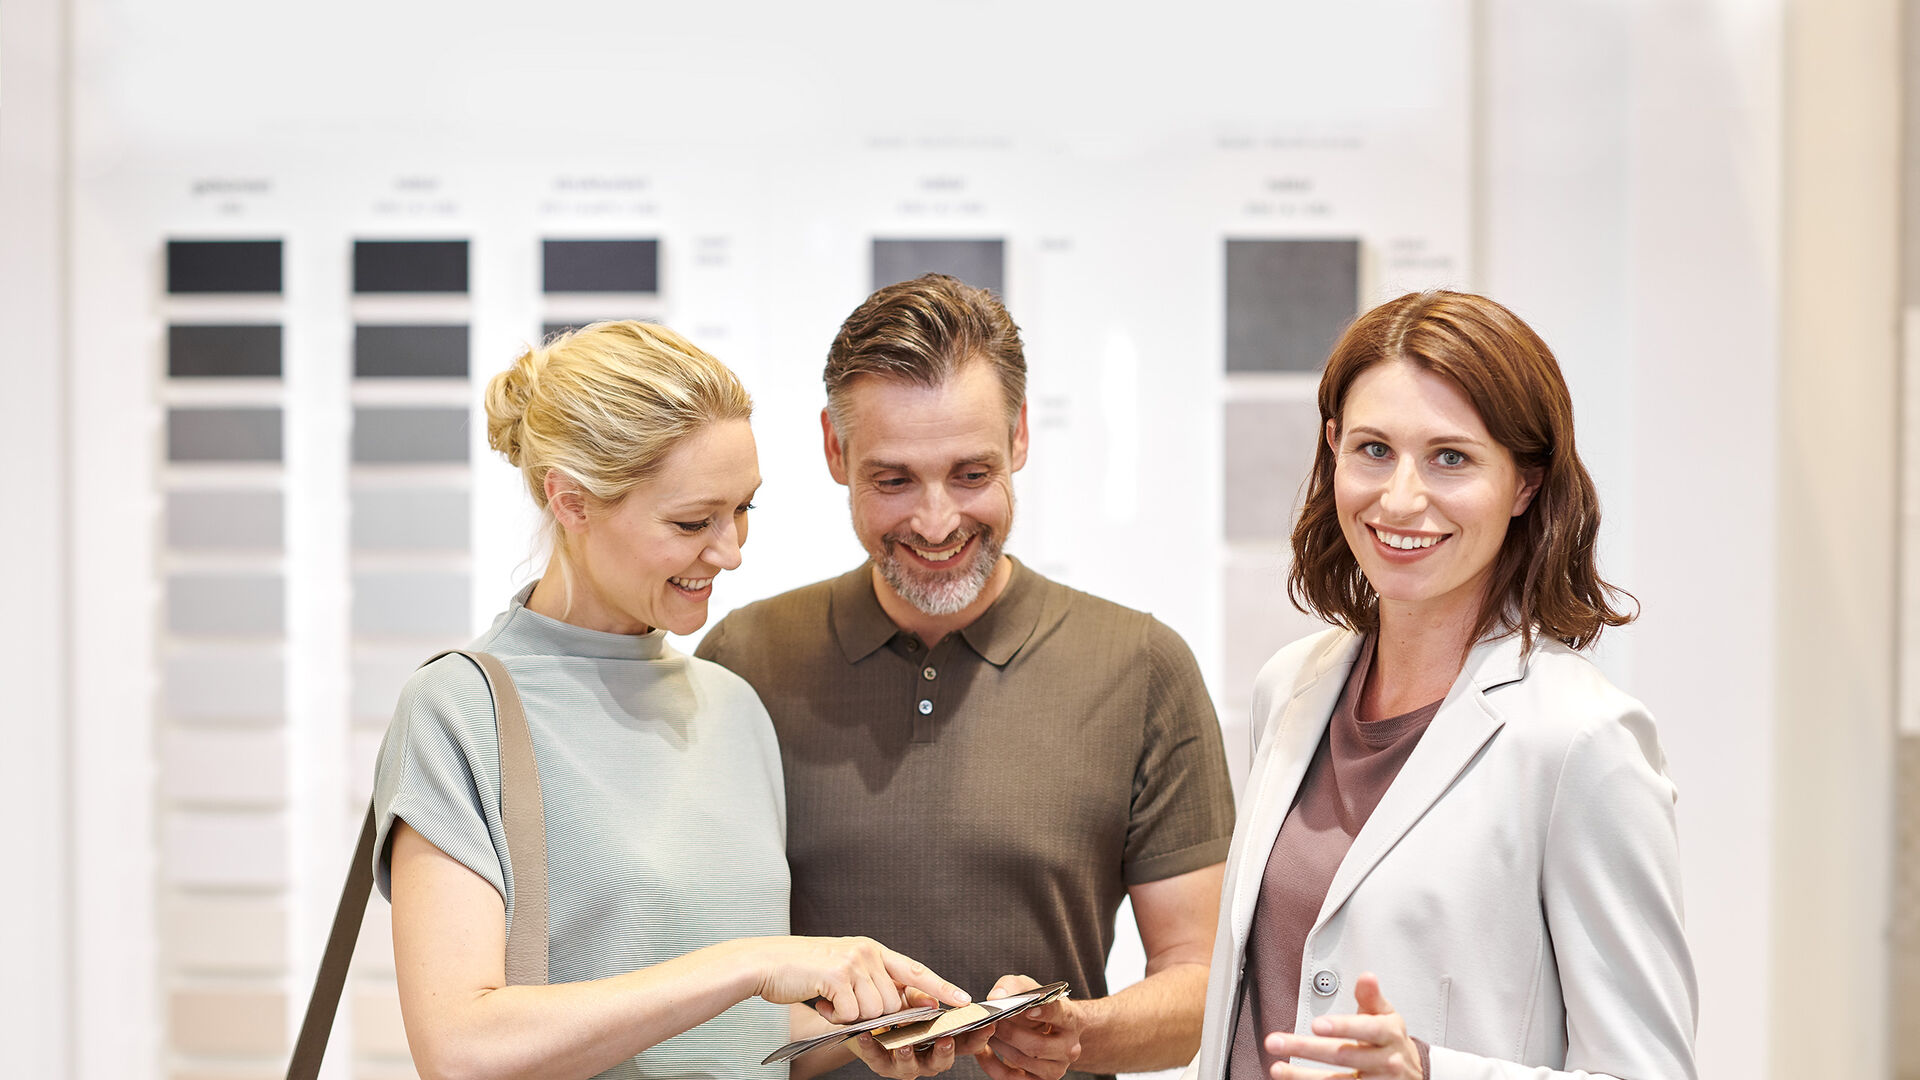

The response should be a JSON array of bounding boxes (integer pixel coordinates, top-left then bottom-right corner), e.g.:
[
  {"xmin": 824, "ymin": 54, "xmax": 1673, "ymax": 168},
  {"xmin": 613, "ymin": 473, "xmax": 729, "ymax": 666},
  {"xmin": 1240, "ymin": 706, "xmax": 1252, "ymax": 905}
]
[{"xmin": 1311, "ymin": 968, "xmax": 1339, "ymax": 997}]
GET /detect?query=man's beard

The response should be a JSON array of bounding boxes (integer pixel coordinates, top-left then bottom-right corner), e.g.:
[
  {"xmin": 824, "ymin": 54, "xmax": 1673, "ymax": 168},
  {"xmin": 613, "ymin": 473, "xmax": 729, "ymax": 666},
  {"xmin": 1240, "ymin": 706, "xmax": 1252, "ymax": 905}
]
[{"xmin": 874, "ymin": 524, "xmax": 1005, "ymax": 617}]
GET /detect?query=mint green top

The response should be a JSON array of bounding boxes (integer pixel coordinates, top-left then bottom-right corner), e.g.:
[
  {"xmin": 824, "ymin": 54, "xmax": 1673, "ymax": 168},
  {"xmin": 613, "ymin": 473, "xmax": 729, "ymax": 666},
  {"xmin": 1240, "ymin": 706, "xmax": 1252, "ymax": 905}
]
[{"xmin": 372, "ymin": 586, "xmax": 791, "ymax": 1078}]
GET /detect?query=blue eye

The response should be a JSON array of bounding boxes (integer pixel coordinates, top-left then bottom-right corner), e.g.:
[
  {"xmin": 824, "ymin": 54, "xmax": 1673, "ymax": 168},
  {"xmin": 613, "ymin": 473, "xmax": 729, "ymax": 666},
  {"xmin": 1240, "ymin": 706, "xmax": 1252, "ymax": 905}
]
[
  {"xmin": 1436, "ymin": 449, "xmax": 1467, "ymax": 467},
  {"xmin": 1361, "ymin": 442, "xmax": 1390, "ymax": 459}
]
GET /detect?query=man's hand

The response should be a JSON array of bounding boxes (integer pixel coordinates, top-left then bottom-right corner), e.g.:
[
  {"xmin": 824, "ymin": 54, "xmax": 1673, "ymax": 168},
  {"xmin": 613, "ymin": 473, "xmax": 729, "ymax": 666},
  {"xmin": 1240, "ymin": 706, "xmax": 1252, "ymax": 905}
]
[
  {"xmin": 976, "ymin": 975, "xmax": 1081, "ymax": 1080},
  {"xmin": 843, "ymin": 988, "xmax": 995, "ymax": 1079}
]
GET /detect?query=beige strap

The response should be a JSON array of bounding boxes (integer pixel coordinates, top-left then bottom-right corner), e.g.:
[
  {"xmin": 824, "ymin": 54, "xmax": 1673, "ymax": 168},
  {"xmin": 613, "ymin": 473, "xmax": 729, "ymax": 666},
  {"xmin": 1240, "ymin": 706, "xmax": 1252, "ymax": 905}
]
[
  {"xmin": 285, "ymin": 649, "xmax": 549, "ymax": 1079},
  {"xmin": 447, "ymin": 649, "xmax": 552, "ymax": 986}
]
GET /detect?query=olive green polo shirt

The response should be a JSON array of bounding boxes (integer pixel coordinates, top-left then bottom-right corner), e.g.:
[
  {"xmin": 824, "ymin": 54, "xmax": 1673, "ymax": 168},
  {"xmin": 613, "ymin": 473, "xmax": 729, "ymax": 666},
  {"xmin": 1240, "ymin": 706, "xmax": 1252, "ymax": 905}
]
[{"xmin": 696, "ymin": 557, "xmax": 1235, "ymax": 1080}]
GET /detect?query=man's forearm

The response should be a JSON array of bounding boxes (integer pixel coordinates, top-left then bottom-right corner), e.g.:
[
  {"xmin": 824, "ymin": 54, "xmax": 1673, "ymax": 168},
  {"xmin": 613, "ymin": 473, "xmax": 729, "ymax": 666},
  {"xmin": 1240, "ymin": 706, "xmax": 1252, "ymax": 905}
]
[{"xmin": 1069, "ymin": 961, "xmax": 1209, "ymax": 1074}]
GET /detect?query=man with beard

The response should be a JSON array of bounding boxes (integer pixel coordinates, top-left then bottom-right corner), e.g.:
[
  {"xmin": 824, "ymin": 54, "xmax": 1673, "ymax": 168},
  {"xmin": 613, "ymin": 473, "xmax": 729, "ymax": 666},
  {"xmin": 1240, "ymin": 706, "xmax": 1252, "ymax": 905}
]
[{"xmin": 696, "ymin": 275, "xmax": 1234, "ymax": 1080}]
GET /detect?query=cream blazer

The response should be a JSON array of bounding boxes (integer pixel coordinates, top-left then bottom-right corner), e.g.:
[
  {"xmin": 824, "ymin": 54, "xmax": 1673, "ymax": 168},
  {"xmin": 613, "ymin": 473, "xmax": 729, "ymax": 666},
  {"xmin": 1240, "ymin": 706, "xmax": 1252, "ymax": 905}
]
[{"xmin": 1191, "ymin": 629, "xmax": 1698, "ymax": 1080}]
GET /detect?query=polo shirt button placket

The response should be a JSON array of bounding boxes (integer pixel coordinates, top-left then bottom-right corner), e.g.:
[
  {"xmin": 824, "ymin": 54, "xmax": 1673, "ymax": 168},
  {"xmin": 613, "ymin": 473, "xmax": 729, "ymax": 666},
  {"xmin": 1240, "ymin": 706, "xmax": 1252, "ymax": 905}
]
[{"xmin": 910, "ymin": 643, "xmax": 946, "ymax": 742}]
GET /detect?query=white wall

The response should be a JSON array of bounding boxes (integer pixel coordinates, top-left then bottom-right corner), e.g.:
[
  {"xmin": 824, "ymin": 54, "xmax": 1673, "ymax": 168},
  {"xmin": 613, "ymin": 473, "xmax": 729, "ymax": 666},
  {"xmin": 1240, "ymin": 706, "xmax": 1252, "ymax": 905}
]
[
  {"xmin": 1479, "ymin": 5, "xmax": 1787, "ymax": 1076},
  {"xmin": 0, "ymin": 0, "xmax": 74, "ymax": 1074}
]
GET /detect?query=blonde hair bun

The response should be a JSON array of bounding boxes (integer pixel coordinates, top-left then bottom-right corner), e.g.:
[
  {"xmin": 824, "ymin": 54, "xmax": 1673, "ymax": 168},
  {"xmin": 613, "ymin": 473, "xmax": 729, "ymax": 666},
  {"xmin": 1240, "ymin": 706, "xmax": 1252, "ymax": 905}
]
[{"xmin": 484, "ymin": 345, "xmax": 544, "ymax": 467}]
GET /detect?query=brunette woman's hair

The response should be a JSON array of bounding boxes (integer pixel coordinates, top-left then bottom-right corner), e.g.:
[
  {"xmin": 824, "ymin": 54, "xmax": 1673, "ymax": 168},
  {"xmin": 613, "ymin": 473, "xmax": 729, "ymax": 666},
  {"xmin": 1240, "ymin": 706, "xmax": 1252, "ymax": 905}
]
[{"xmin": 1288, "ymin": 290, "xmax": 1635, "ymax": 651}]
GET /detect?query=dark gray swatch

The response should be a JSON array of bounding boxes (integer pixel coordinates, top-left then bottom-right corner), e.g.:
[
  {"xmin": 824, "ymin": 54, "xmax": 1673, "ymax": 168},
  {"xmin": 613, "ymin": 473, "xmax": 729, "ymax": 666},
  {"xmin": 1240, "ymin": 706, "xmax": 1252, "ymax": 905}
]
[
  {"xmin": 166, "ymin": 490, "xmax": 284, "ymax": 550},
  {"xmin": 167, "ymin": 240, "xmax": 282, "ymax": 294},
  {"xmin": 166, "ymin": 573, "xmax": 284, "ymax": 636},
  {"xmin": 544, "ymin": 239, "xmax": 659, "ymax": 293},
  {"xmin": 351, "ymin": 487, "xmax": 470, "ymax": 550},
  {"xmin": 542, "ymin": 320, "xmax": 634, "ymax": 341},
  {"xmin": 352, "ymin": 571, "xmax": 470, "ymax": 637},
  {"xmin": 168, "ymin": 325, "xmax": 282, "ymax": 378},
  {"xmin": 1224, "ymin": 239, "xmax": 1361, "ymax": 372},
  {"xmin": 168, "ymin": 408, "xmax": 282, "ymax": 462},
  {"xmin": 354, "ymin": 324, "xmax": 469, "ymax": 378},
  {"xmin": 353, "ymin": 240, "xmax": 469, "ymax": 293},
  {"xmin": 872, "ymin": 239, "xmax": 1005, "ymax": 294},
  {"xmin": 1224, "ymin": 400, "xmax": 1322, "ymax": 540},
  {"xmin": 352, "ymin": 407, "xmax": 469, "ymax": 463}
]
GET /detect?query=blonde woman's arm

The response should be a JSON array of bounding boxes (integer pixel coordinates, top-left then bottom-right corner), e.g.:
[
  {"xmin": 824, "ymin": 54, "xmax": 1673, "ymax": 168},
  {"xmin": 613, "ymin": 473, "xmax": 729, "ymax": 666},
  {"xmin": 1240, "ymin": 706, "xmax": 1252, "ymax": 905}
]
[{"xmin": 390, "ymin": 821, "xmax": 966, "ymax": 1080}]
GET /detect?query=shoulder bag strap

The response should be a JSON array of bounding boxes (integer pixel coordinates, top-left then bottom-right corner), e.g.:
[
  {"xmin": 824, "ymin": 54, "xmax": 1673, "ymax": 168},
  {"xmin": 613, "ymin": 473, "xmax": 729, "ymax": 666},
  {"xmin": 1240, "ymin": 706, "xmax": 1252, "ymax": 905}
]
[
  {"xmin": 285, "ymin": 649, "xmax": 550, "ymax": 1080},
  {"xmin": 445, "ymin": 648, "xmax": 552, "ymax": 986}
]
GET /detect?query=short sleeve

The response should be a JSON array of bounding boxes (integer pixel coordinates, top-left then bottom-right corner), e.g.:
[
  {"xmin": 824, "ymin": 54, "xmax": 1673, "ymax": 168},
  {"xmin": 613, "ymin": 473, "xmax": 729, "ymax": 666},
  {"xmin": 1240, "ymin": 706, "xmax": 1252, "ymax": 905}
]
[
  {"xmin": 371, "ymin": 654, "xmax": 508, "ymax": 907},
  {"xmin": 1122, "ymin": 619, "xmax": 1237, "ymax": 884}
]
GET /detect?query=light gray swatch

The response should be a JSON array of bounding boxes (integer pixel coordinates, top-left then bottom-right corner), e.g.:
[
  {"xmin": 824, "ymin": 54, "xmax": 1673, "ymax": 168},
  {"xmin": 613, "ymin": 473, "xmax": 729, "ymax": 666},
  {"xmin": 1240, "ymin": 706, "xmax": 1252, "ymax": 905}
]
[
  {"xmin": 355, "ymin": 324, "xmax": 469, "ymax": 378},
  {"xmin": 352, "ymin": 650, "xmax": 428, "ymax": 721},
  {"xmin": 352, "ymin": 407, "xmax": 469, "ymax": 464},
  {"xmin": 167, "ymin": 407, "xmax": 282, "ymax": 462},
  {"xmin": 166, "ymin": 573, "xmax": 284, "ymax": 637},
  {"xmin": 1225, "ymin": 239, "xmax": 1361, "ymax": 372},
  {"xmin": 163, "ymin": 646, "xmax": 284, "ymax": 722},
  {"xmin": 165, "ymin": 490, "xmax": 284, "ymax": 550},
  {"xmin": 1222, "ymin": 554, "xmax": 1329, "ymax": 698},
  {"xmin": 352, "ymin": 571, "xmax": 470, "ymax": 637},
  {"xmin": 1224, "ymin": 400, "xmax": 1323, "ymax": 540},
  {"xmin": 872, "ymin": 239, "xmax": 1005, "ymax": 294},
  {"xmin": 351, "ymin": 487, "xmax": 470, "ymax": 551}
]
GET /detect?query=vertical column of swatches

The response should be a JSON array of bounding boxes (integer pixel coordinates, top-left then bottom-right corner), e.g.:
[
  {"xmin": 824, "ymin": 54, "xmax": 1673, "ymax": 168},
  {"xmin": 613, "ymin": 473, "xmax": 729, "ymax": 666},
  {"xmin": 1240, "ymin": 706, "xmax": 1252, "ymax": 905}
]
[
  {"xmin": 541, "ymin": 237, "xmax": 661, "ymax": 339},
  {"xmin": 348, "ymin": 239, "xmax": 474, "ymax": 1076},
  {"xmin": 160, "ymin": 239, "xmax": 295, "ymax": 1073},
  {"xmin": 1219, "ymin": 239, "xmax": 1361, "ymax": 748}
]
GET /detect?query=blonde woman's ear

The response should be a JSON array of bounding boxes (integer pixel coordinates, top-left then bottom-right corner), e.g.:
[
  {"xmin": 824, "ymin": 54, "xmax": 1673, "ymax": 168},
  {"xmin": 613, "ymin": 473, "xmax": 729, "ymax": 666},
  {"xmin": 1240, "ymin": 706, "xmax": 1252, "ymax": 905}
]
[{"xmin": 544, "ymin": 469, "xmax": 591, "ymax": 533}]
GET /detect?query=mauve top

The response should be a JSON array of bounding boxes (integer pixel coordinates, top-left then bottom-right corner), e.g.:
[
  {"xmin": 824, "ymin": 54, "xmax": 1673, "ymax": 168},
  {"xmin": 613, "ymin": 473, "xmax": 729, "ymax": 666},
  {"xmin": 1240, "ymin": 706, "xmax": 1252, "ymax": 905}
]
[{"xmin": 1228, "ymin": 635, "xmax": 1440, "ymax": 1078}]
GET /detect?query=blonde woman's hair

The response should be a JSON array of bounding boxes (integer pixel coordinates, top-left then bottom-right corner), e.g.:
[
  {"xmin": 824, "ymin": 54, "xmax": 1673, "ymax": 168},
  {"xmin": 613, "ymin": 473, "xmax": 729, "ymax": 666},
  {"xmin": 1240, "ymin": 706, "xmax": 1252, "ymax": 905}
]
[{"xmin": 484, "ymin": 321, "xmax": 753, "ymax": 560}]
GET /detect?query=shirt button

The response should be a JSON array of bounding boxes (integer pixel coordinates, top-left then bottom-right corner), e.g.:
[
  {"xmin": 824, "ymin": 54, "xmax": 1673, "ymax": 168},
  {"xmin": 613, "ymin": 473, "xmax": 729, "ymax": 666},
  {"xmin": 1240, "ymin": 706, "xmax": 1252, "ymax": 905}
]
[
  {"xmin": 1310, "ymin": 968, "xmax": 1339, "ymax": 997},
  {"xmin": 917, "ymin": 699, "xmax": 933, "ymax": 715},
  {"xmin": 905, "ymin": 639, "xmax": 920, "ymax": 651},
  {"xmin": 922, "ymin": 666, "xmax": 937, "ymax": 681}
]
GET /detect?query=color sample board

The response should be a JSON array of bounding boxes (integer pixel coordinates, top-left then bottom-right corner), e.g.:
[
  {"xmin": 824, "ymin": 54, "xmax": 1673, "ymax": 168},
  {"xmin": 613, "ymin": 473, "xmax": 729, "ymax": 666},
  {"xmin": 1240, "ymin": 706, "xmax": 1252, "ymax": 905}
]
[
  {"xmin": 353, "ymin": 240, "xmax": 469, "ymax": 293},
  {"xmin": 1224, "ymin": 239, "xmax": 1361, "ymax": 372},
  {"xmin": 166, "ymin": 490, "xmax": 284, "ymax": 550},
  {"xmin": 351, "ymin": 407, "xmax": 468, "ymax": 463},
  {"xmin": 544, "ymin": 239, "xmax": 659, "ymax": 293},
  {"xmin": 168, "ymin": 325, "xmax": 283, "ymax": 378},
  {"xmin": 168, "ymin": 407, "xmax": 283, "ymax": 462},
  {"xmin": 354, "ymin": 325, "xmax": 469, "ymax": 378},
  {"xmin": 167, "ymin": 240, "xmax": 283, "ymax": 294},
  {"xmin": 1223, "ymin": 400, "xmax": 1322, "ymax": 540},
  {"xmin": 872, "ymin": 239, "xmax": 1006, "ymax": 294}
]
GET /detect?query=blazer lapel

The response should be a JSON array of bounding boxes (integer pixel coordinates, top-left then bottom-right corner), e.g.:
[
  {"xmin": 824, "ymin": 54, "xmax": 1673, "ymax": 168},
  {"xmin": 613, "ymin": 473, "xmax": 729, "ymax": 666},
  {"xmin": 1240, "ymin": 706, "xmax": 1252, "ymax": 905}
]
[
  {"xmin": 1229, "ymin": 632, "xmax": 1362, "ymax": 948},
  {"xmin": 1312, "ymin": 634, "xmax": 1530, "ymax": 934}
]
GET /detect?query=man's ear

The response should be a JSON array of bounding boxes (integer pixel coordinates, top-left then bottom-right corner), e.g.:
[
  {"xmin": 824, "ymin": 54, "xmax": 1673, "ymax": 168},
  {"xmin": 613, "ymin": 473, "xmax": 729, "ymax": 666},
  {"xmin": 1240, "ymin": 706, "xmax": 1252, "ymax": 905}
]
[
  {"xmin": 544, "ymin": 469, "xmax": 591, "ymax": 533},
  {"xmin": 822, "ymin": 408, "xmax": 850, "ymax": 486},
  {"xmin": 1009, "ymin": 400, "xmax": 1030, "ymax": 473}
]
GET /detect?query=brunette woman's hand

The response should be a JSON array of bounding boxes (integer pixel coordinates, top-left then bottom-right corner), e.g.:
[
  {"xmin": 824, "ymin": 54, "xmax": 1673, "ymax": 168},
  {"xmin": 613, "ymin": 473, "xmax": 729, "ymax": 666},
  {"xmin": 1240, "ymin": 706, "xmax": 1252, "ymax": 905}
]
[
  {"xmin": 750, "ymin": 936, "xmax": 970, "ymax": 1023},
  {"xmin": 1262, "ymin": 973, "xmax": 1422, "ymax": 1080}
]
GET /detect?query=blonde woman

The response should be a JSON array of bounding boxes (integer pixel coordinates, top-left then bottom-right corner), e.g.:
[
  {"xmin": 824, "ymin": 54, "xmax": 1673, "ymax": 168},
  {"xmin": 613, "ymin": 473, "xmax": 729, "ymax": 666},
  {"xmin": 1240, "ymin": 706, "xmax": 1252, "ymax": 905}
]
[{"xmin": 372, "ymin": 322, "xmax": 969, "ymax": 1080}]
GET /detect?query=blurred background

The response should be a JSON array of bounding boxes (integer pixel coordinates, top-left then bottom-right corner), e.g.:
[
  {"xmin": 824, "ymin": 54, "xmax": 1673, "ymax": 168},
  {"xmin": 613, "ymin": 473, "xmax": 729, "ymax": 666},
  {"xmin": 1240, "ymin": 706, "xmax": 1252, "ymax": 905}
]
[{"xmin": 0, "ymin": 0, "xmax": 1905, "ymax": 1077}]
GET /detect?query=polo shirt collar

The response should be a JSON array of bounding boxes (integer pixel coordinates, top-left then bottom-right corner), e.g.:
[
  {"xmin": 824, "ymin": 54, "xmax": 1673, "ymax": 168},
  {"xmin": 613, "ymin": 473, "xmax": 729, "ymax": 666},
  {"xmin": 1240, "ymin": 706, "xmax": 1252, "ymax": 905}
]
[{"xmin": 828, "ymin": 556, "xmax": 1047, "ymax": 667}]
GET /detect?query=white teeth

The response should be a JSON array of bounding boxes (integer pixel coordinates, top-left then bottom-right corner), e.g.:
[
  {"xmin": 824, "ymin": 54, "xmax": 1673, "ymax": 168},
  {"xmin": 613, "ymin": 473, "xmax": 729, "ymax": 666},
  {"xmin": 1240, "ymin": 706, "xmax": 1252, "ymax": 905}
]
[
  {"xmin": 669, "ymin": 576, "xmax": 712, "ymax": 590},
  {"xmin": 1375, "ymin": 528, "xmax": 1440, "ymax": 551}
]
